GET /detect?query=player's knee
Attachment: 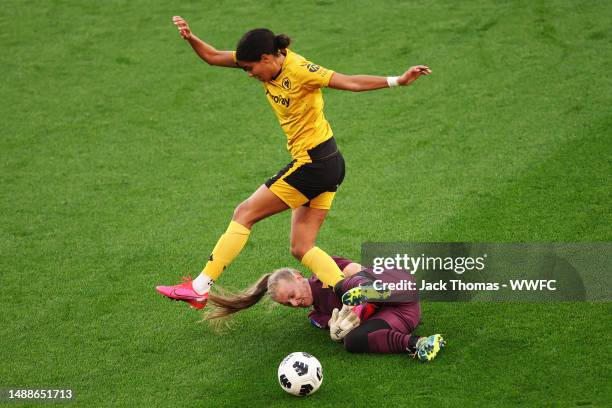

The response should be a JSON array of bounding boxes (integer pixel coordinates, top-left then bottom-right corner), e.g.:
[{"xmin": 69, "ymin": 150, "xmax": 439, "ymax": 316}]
[
  {"xmin": 343, "ymin": 330, "xmax": 368, "ymax": 353},
  {"xmin": 290, "ymin": 243, "xmax": 311, "ymax": 260},
  {"xmin": 232, "ymin": 200, "xmax": 254, "ymax": 227}
]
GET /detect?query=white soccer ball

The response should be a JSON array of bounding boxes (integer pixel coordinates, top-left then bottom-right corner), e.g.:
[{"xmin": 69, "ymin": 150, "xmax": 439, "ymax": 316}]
[{"xmin": 277, "ymin": 352, "xmax": 323, "ymax": 397}]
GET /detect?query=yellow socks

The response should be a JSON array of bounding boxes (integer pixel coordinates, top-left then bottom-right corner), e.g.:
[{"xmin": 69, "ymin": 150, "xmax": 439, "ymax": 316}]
[
  {"xmin": 202, "ymin": 220, "xmax": 251, "ymax": 281},
  {"xmin": 195, "ymin": 225, "xmax": 341, "ymax": 295},
  {"xmin": 301, "ymin": 246, "xmax": 345, "ymax": 287}
]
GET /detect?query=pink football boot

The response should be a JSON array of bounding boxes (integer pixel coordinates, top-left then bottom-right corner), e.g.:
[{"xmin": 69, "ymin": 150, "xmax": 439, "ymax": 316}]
[{"xmin": 156, "ymin": 277, "xmax": 208, "ymax": 310}]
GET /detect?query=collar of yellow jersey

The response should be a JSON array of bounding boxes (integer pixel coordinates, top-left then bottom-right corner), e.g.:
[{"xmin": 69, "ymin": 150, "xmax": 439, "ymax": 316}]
[{"xmin": 272, "ymin": 49, "xmax": 291, "ymax": 81}]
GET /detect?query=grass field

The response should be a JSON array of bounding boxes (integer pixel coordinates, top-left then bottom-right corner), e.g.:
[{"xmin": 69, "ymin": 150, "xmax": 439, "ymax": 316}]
[{"xmin": 1, "ymin": 0, "xmax": 611, "ymax": 406}]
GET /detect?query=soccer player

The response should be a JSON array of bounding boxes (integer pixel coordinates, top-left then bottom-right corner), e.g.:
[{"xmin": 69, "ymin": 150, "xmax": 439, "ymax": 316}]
[
  {"xmin": 205, "ymin": 256, "xmax": 445, "ymax": 362},
  {"xmin": 156, "ymin": 16, "xmax": 432, "ymax": 310}
]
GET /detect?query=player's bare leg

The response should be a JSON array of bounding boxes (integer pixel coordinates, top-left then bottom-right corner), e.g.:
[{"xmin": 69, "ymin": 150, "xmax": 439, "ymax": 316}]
[
  {"xmin": 232, "ymin": 184, "xmax": 290, "ymax": 229},
  {"xmin": 290, "ymin": 206, "xmax": 327, "ymax": 260},
  {"xmin": 291, "ymin": 206, "xmax": 345, "ymax": 287},
  {"xmin": 156, "ymin": 185, "xmax": 289, "ymax": 309}
]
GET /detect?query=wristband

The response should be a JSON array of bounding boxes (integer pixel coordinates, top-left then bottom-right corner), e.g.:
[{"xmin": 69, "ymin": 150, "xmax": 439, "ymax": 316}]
[{"xmin": 387, "ymin": 76, "xmax": 400, "ymax": 87}]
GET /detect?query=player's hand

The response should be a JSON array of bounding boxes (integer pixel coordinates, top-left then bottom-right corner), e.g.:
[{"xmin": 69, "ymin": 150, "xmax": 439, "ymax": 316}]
[
  {"xmin": 329, "ymin": 305, "xmax": 361, "ymax": 342},
  {"xmin": 173, "ymin": 16, "xmax": 192, "ymax": 40},
  {"xmin": 397, "ymin": 65, "xmax": 432, "ymax": 86}
]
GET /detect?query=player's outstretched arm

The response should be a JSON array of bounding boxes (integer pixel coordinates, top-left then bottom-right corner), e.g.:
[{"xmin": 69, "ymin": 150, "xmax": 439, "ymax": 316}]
[
  {"xmin": 328, "ymin": 65, "xmax": 431, "ymax": 92},
  {"xmin": 172, "ymin": 16, "xmax": 237, "ymax": 68}
]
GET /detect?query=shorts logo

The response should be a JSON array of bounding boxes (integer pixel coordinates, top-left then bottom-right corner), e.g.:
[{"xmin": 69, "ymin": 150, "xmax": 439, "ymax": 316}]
[
  {"xmin": 281, "ymin": 77, "xmax": 291, "ymax": 89},
  {"xmin": 266, "ymin": 89, "xmax": 290, "ymax": 107}
]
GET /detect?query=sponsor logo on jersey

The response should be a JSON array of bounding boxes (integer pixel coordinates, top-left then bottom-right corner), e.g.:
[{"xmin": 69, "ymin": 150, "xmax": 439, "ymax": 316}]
[
  {"xmin": 305, "ymin": 63, "xmax": 320, "ymax": 72},
  {"xmin": 266, "ymin": 89, "xmax": 290, "ymax": 107},
  {"xmin": 301, "ymin": 62, "xmax": 328, "ymax": 78}
]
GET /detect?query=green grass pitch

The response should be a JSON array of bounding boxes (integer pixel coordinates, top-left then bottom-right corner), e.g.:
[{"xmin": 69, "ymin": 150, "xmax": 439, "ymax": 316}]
[{"xmin": 1, "ymin": 0, "xmax": 611, "ymax": 406}]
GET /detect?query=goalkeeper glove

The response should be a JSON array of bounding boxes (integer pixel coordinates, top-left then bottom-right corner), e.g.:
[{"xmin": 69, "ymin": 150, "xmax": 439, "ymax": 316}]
[{"xmin": 329, "ymin": 304, "xmax": 361, "ymax": 342}]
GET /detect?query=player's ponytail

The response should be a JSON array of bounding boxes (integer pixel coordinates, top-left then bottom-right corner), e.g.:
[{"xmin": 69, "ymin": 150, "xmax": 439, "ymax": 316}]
[
  {"xmin": 236, "ymin": 28, "xmax": 291, "ymax": 62},
  {"xmin": 204, "ymin": 268, "xmax": 297, "ymax": 322},
  {"xmin": 274, "ymin": 34, "xmax": 290, "ymax": 50}
]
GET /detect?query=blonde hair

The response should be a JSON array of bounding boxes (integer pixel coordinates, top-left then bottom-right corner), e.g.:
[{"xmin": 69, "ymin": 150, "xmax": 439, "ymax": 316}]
[{"xmin": 204, "ymin": 267, "xmax": 298, "ymax": 321}]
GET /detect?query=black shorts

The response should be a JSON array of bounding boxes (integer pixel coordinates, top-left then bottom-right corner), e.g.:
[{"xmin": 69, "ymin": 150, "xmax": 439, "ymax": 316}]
[{"xmin": 265, "ymin": 138, "xmax": 346, "ymax": 209}]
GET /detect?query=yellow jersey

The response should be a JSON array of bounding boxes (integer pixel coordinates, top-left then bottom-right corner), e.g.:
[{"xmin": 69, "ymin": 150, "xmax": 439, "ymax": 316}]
[{"xmin": 235, "ymin": 49, "xmax": 335, "ymax": 162}]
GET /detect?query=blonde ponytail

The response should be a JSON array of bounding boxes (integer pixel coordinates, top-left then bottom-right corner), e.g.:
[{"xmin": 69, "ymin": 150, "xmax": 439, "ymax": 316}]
[{"xmin": 204, "ymin": 267, "xmax": 297, "ymax": 322}]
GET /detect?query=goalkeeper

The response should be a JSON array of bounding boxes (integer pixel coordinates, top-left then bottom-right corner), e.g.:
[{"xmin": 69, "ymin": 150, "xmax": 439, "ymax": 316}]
[{"xmin": 205, "ymin": 256, "xmax": 445, "ymax": 362}]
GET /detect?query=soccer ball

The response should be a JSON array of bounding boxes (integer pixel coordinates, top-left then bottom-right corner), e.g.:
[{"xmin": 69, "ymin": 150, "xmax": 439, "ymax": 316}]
[{"xmin": 277, "ymin": 352, "xmax": 323, "ymax": 396}]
